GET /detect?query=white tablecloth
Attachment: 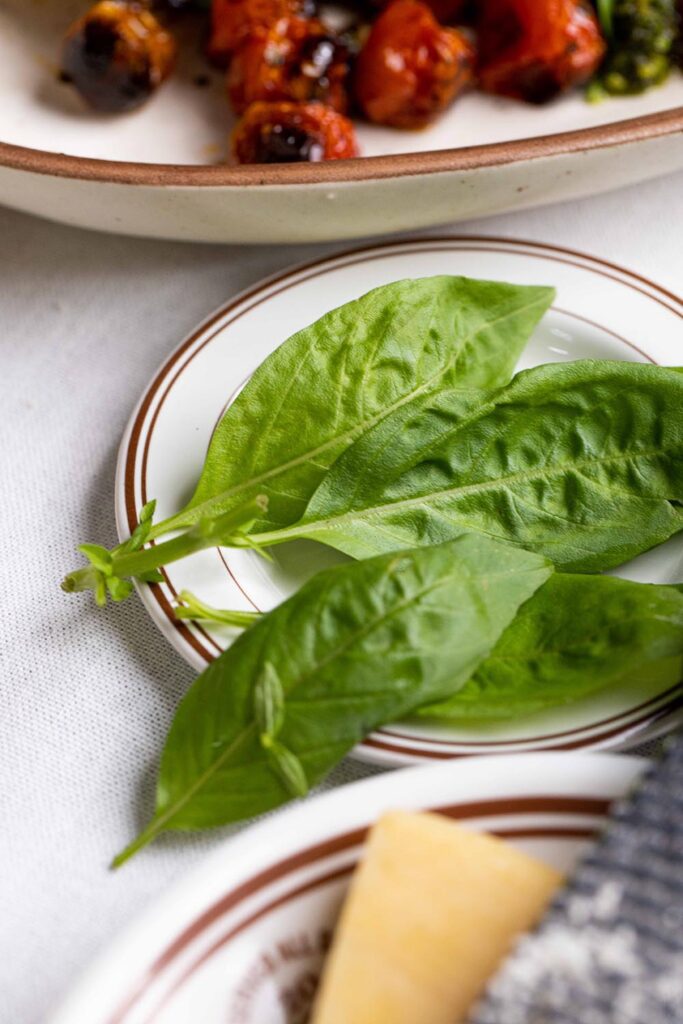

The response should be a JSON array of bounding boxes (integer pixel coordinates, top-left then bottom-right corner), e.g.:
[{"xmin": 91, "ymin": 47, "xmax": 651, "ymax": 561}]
[{"xmin": 2, "ymin": 175, "xmax": 682, "ymax": 1023}]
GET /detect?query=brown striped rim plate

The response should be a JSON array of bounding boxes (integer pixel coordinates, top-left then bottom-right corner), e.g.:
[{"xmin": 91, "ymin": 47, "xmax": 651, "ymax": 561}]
[
  {"xmin": 114, "ymin": 235, "xmax": 683, "ymax": 765},
  {"xmin": 49, "ymin": 752, "xmax": 647, "ymax": 1024}
]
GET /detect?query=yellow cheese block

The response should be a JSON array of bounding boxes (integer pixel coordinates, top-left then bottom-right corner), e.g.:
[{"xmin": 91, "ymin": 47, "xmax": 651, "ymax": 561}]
[{"xmin": 311, "ymin": 810, "xmax": 562, "ymax": 1024}]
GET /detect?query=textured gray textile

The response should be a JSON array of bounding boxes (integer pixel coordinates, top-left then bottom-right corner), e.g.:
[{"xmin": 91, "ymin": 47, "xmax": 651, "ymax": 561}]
[
  {"xmin": 1, "ymin": 174, "xmax": 681, "ymax": 1023},
  {"xmin": 469, "ymin": 734, "xmax": 683, "ymax": 1024}
]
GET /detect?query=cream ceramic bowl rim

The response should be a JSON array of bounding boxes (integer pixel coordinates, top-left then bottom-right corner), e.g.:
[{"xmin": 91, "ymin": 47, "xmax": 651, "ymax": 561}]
[{"xmin": 1, "ymin": 105, "xmax": 682, "ymax": 187}]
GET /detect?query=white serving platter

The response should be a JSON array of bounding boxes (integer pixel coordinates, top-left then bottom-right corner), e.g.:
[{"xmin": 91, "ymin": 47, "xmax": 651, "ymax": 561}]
[{"xmin": 1, "ymin": 0, "xmax": 682, "ymax": 242}]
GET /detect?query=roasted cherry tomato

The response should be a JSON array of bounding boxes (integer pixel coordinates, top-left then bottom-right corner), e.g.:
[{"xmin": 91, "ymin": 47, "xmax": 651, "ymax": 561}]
[
  {"xmin": 228, "ymin": 17, "xmax": 352, "ymax": 114},
  {"xmin": 423, "ymin": 0, "xmax": 471, "ymax": 22},
  {"xmin": 61, "ymin": 1, "xmax": 176, "ymax": 113},
  {"xmin": 354, "ymin": 0, "xmax": 474, "ymax": 128},
  {"xmin": 477, "ymin": 0, "xmax": 606, "ymax": 103},
  {"xmin": 371, "ymin": 0, "xmax": 472, "ymax": 23},
  {"xmin": 233, "ymin": 100, "xmax": 359, "ymax": 162},
  {"xmin": 208, "ymin": 0, "xmax": 314, "ymax": 65}
]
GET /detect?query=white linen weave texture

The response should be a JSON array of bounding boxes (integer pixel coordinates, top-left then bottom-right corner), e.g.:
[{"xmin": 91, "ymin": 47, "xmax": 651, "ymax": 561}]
[{"xmin": 0, "ymin": 174, "xmax": 681, "ymax": 1023}]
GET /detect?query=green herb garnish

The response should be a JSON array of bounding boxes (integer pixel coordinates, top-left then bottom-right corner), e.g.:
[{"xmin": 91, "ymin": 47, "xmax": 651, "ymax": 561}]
[
  {"xmin": 420, "ymin": 574, "xmax": 683, "ymax": 720},
  {"xmin": 62, "ymin": 277, "xmax": 554, "ymax": 602},
  {"xmin": 249, "ymin": 361, "xmax": 683, "ymax": 572},
  {"xmin": 55, "ymin": 275, "xmax": 683, "ymax": 865},
  {"xmin": 591, "ymin": 0, "xmax": 678, "ymax": 96},
  {"xmin": 64, "ymin": 358, "xmax": 683, "ymax": 594},
  {"xmin": 112, "ymin": 535, "xmax": 551, "ymax": 865}
]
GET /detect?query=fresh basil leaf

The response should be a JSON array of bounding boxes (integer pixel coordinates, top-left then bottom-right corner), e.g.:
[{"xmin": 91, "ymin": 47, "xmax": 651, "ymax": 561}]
[
  {"xmin": 159, "ymin": 278, "xmax": 555, "ymax": 536},
  {"xmin": 119, "ymin": 502, "xmax": 158, "ymax": 554},
  {"xmin": 262, "ymin": 739, "xmax": 309, "ymax": 798},
  {"xmin": 139, "ymin": 500, "xmax": 157, "ymax": 524},
  {"xmin": 137, "ymin": 570, "xmax": 166, "ymax": 584},
  {"xmin": 420, "ymin": 574, "xmax": 683, "ymax": 721},
  {"xmin": 94, "ymin": 576, "xmax": 107, "ymax": 608},
  {"xmin": 105, "ymin": 576, "xmax": 134, "ymax": 603},
  {"xmin": 596, "ymin": 0, "xmax": 614, "ymax": 36},
  {"xmin": 265, "ymin": 361, "xmax": 683, "ymax": 572},
  {"xmin": 253, "ymin": 662, "xmax": 285, "ymax": 741},
  {"xmin": 113, "ymin": 535, "xmax": 551, "ymax": 864},
  {"xmin": 78, "ymin": 543, "xmax": 113, "ymax": 575}
]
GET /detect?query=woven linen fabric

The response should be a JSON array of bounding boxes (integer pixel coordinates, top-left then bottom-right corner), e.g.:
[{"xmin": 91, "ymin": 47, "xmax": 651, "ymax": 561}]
[
  {"xmin": 469, "ymin": 734, "xmax": 683, "ymax": 1024},
  {"xmin": 1, "ymin": 174, "xmax": 682, "ymax": 1024}
]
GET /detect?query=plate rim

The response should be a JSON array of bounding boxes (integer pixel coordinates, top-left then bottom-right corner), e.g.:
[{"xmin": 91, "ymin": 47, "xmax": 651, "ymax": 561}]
[
  {"xmin": 115, "ymin": 233, "xmax": 683, "ymax": 761},
  {"xmin": 49, "ymin": 751, "xmax": 647, "ymax": 1024},
  {"xmin": 1, "ymin": 104, "xmax": 682, "ymax": 187}
]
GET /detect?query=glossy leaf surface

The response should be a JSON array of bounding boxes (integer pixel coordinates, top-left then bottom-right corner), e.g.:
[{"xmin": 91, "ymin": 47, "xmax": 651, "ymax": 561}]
[
  {"xmin": 161, "ymin": 277, "xmax": 555, "ymax": 534},
  {"xmin": 114, "ymin": 535, "xmax": 551, "ymax": 862},
  {"xmin": 421, "ymin": 574, "xmax": 683, "ymax": 720},
  {"xmin": 268, "ymin": 361, "xmax": 683, "ymax": 572}
]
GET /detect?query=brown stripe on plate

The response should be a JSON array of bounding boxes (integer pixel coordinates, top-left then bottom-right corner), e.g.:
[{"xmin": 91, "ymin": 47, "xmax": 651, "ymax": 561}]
[
  {"xmin": 143, "ymin": 824, "xmax": 598, "ymax": 1024},
  {"xmin": 109, "ymin": 795, "xmax": 608, "ymax": 1024},
  {"xmin": 121, "ymin": 236, "xmax": 683, "ymax": 750},
  {"xmin": 361, "ymin": 691, "xmax": 683, "ymax": 759},
  {"xmin": 2, "ymin": 107, "xmax": 682, "ymax": 187},
  {"xmin": 371, "ymin": 681, "xmax": 683, "ymax": 750}
]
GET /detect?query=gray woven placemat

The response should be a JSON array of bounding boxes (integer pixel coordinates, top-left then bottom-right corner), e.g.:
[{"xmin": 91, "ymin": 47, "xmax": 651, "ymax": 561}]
[{"xmin": 469, "ymin": 734, "xmax": 683, "ymax": 1024}]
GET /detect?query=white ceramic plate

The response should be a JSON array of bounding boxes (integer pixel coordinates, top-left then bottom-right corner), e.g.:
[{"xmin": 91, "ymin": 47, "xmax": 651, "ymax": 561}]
[
  {"xmin": 1, "ymin": 0, "xmax": 682, "ymax": 242},
  {"xmin": 50, "ymin": 752, "xmax": 646, "ymax": 1024},
  {"xmin": 116, "ymin": 235, "xmax": 683, "ymax": 765}
]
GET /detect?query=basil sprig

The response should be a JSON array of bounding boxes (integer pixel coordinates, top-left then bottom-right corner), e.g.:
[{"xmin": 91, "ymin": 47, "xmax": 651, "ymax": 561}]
[
  {"xmin": 169, "ymin": 276, "xmax": 555, "ymax": 536},
  {"xmin": 62, "ymin": 276, "xmax": 554, "ymax": 601},
  {"xmin": 64, "ymin": 359, "xmax": 683, "ymax": 593},
  {"xmin": 253, "ymin": 360, "xmax": 683, "ymax": 572},
  {"xmin": 420, "ymin": 574, "xmax": 683, "ymax": 721},
  {"xmin": 113, "ymin": 535, "xmax": 551, "ymax": 865}
]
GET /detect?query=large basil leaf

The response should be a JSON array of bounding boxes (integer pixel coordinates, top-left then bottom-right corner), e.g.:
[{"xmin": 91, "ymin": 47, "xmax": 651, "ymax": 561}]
[
  {"xmin": 157, "ymin": 277, "xmax": 555, "ymax": 535},
  {"xmin": 420, "ymin": 574, "xmax": 683, "ymax": 721},
  {"xmin": 113, "ymin": 535, "xmax": 550, "ymax": 863},
  {"xmin": 261, "ymin": 361, "xmax": 683, "ymax": 572}
]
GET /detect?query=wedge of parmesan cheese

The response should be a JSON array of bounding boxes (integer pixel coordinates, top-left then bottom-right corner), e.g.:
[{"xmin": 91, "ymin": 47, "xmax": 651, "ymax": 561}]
[{"xmin": 310, "ymin": 810, "xmax": 562, "ymax": 1024}]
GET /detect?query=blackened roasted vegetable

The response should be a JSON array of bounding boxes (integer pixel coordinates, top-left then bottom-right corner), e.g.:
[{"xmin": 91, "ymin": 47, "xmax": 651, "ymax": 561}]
[
  {"xmin": 233, "ymin": 101, "xmax": 359, "ymax": 162},
  {"xmin": 61, "ymin": 1, "xmax": 176, "ymax": 113},
  {"xmin": 591, "ymin": 0, "xmax": 678, "ymax": 95},
  {"xmin": 228, "ymin": 18, "xmax": 353, "ymax": 115}
]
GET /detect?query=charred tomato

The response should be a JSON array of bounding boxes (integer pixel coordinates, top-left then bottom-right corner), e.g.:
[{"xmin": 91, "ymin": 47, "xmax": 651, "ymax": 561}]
[
  {"xmin": 228, "ymin": 17, "xmax": 352, "ymax": 114},
  {"xmin": 477, "ymin": 0, "xmax": 606, "ymax": 103},
  {"xmin": 233, "ymin": 100, "xmax": 359, "ymax": 161},
  {"xmin": 208, "ymin": 0, "xmax": 315, "ymax": 65},
  {"xmin": 354, "ymin": 0, "xmax": 475, "ymax": 128},
  {"xmin": 61, "ymin": 0, "xmax": 176, "ymax": 113}
]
